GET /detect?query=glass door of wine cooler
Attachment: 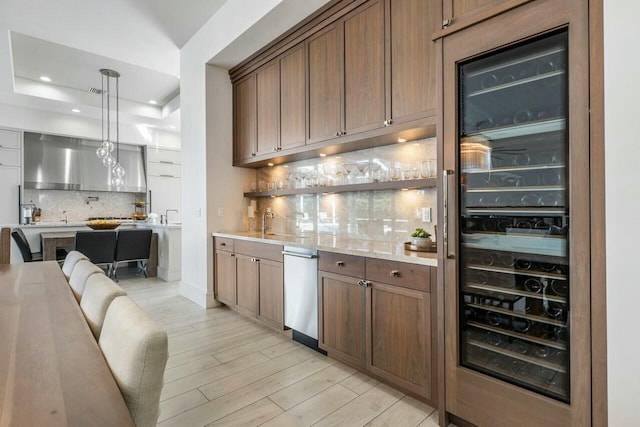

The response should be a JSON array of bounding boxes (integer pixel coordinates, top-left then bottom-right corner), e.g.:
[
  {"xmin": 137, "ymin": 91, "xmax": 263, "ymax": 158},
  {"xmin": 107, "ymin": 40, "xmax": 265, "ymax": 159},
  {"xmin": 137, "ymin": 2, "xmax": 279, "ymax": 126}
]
[{"xmin": 457, "ymin": 30, "xmax": 570, "ymax": 403}]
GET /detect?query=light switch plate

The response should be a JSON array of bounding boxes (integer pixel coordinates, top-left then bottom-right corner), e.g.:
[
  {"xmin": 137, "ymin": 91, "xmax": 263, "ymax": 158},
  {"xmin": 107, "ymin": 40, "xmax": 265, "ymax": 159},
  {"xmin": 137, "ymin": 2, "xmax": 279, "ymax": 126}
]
[
  {"xmin": 217, "ymin": 207, "xmax": 223, "ymax": 217},
  {"xmin": 422, "ymin": 207, "xmax": 431, "ymax": 223}
]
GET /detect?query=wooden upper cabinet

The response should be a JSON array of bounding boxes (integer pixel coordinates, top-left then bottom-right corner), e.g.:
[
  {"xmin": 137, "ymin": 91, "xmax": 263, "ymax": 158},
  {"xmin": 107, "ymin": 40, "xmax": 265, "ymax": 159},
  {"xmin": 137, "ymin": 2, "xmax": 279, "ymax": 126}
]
[
  {"xmin": 343, "ymin": 0, "xmax": 386, "ymax": 134},
  {"xmin": 279, "ymin": 44, "xmax": 306, "ymax": 151},
  {"xmin": 307, "ymin": 24, "xmax": 342, "ymax": 144},
  {"xmin": 389, "ymin": 0, "xmax": 438, "ymax": 123},
  {"xmin": 256, "ymin": 62, "xmax": 280, "ymax": 156},
  {"xmin": 441, "ymin": 0, "xmax": 533, "ymax": 34},
  {"xmin": 234, "ymin": 74, "xmax": 256, "ymax": 161}
]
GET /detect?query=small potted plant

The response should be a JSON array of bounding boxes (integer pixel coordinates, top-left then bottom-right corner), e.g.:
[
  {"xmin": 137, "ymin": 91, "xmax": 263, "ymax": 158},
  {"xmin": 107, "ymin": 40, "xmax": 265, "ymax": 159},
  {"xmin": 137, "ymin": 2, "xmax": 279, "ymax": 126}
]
[{"xmin": 410, "ymin": 227, "xmax": 432, "ymax": 248}]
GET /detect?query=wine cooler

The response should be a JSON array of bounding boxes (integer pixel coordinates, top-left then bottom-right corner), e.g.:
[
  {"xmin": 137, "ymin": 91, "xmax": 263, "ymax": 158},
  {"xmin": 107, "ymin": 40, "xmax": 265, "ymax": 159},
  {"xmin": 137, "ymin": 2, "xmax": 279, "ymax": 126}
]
[
  {"xmin": 441, "ymin": 0, "xmax": 593, "ymax": 420},
  {"xmin": 457, "ymin": 30, "xmax": 571, "ymax": 403}
]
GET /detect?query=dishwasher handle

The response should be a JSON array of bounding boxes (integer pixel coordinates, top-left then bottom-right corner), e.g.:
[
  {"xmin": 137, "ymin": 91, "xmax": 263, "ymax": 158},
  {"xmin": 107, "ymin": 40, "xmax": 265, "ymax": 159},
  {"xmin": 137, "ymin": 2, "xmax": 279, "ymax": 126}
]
[{"xmin": 282, "ymin": 251, "xmax": 317, "ymax": 259}]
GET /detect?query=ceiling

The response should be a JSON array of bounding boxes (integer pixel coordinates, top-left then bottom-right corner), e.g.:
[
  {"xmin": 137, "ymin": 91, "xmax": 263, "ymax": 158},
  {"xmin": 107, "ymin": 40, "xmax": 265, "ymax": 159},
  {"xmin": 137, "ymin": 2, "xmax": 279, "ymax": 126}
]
[{"xmin": 0, "ymin": 0, "xmax": 229, "ymax": 133}]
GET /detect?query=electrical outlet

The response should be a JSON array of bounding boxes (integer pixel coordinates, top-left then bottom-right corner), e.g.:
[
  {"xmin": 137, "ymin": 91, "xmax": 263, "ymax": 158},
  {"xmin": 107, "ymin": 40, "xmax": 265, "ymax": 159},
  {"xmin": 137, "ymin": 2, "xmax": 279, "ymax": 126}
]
[
  {"xmin": 217, "ymin": 207, "xmax": 223, "ymax": 217},
  {"xmin": 194, "ymin": 207, "xmax": 201, "ymax": 218},
  {"xmin": 422, "ymin": 207, "xmax": 431, "ymax": 223}
]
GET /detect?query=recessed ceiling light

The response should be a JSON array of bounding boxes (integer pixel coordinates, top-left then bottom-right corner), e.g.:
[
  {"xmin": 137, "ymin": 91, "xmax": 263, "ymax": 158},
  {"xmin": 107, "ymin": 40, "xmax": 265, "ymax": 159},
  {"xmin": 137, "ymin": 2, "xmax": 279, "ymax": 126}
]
[
  {"xmin": 39, "ymin": 76, "xmax": 51, "ymax": 82},
  {"xmin": 267, "ymin": 163, "xmax": 274, "ymax": 167},
  {"xmin": 149, "ymin": 100, "xmax": 158, "ymax": 105},
  {"xmin": 319, "ymin": 153, "xmax": 327, "ymax": 157},
  {"xmin": 397, "ymin": 138, "xmax": 407, "ymax": 143},
  {"xmin": 71, "ymin": 109, "xmax": 80, "ymax": 113}
]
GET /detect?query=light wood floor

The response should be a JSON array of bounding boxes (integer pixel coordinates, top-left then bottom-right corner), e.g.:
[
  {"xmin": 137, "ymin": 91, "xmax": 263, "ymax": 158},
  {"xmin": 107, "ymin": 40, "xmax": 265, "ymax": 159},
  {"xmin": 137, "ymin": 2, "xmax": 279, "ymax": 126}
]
[{"xmin": 119, "ymin": 277, "xmax": 447, "ymax": 427}]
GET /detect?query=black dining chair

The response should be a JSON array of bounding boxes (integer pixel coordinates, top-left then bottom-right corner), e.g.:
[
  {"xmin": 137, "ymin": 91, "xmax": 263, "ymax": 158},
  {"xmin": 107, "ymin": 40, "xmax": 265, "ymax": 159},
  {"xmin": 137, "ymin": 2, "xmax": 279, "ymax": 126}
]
[
  {"xmin": 112, "ymin": 229, "xmax": 153, "ymax": 281},
  {"xmin": 11, "ymin": 228, "xmax": 67, "ymax": 263},
  {"xmin": 75, "ymin": 230, "xmax": 117, "ymax": 276}
]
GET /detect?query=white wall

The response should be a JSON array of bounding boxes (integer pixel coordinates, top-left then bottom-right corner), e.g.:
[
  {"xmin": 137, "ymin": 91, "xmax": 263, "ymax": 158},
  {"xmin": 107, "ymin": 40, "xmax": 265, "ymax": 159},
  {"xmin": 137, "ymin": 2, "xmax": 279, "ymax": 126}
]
[
  {"xmin": 604, "ymin": 1, "xmax": 640, "ymax": 425},
  {"xmin": 179, "ymin": 0, "xmax": 330, "ymax": 307}
]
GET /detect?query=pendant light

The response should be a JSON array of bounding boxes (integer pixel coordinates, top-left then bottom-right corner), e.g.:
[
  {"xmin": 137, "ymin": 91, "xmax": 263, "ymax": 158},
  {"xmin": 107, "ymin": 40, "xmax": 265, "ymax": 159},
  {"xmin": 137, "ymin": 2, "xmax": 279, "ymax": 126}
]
[{"xmin": 96, "ymin": 68, "xmax": 125, "ymax": 188}]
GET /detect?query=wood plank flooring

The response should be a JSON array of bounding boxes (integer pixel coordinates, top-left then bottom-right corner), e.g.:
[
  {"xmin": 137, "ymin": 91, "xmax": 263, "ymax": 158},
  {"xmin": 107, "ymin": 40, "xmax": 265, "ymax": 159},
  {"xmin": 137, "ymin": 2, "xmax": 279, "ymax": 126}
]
[{"xmin": 118, "ymin": 277, "xmax": 449, "ymax": 427}]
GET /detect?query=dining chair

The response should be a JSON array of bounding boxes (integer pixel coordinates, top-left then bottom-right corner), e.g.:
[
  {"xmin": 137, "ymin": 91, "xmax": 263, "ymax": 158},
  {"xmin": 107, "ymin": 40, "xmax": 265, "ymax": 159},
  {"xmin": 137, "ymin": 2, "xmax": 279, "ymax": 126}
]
[
  {"xmin": 112, "ymin": 229, "xmax": 153, "ymax": 281},
  {"xmin": 80, "ymin": 274, "xmax": 126, "ymax": 339},
  {"xmin": 75, "ymin": 230, "xmax": 117, "ymax": 276},
  {"xmin": 11, "ymin": 228, "xmax": 68, "ymax": 263},
  {"xmin": 99, "ymin": 296, "xmax": 168, "ymax": 427},
  {"xmin": 68, "ymin": 259, "xmax": 105, "ymax": 302},
  {"xmin": 61, "ymin": 250, "xmax": 89, "ymax": 281}
]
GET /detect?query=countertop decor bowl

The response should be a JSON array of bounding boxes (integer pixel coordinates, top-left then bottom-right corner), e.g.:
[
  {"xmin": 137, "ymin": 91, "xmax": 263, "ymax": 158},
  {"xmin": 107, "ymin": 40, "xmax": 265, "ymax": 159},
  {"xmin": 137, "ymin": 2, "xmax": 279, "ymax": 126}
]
[{"xmin": 86, "ymin": 221, "xmax": 121, "ymax": 230}]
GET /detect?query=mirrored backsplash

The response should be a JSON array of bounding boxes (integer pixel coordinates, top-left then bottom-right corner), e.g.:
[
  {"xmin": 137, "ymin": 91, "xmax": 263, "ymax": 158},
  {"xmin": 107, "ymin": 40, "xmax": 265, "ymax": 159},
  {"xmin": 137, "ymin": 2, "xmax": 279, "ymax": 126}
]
[{"xmin": 250, "ymin": 137, "xmax": 437, "ymax": 243}]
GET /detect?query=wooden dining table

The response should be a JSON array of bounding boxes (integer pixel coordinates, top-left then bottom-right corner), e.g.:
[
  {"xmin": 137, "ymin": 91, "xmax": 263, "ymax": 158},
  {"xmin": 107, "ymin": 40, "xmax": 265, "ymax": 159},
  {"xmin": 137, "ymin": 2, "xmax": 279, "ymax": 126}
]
[{"xmin": 0, "ymin": 261, "xmax": 134, "ymax": 426}]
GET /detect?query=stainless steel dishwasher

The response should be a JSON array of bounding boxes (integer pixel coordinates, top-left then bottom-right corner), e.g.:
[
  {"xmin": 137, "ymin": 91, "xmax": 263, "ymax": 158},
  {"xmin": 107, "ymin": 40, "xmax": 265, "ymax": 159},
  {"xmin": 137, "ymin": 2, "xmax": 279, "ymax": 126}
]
[{"xmin": 283, "ymin": 246, "xmax": 324, "ymax": 352}]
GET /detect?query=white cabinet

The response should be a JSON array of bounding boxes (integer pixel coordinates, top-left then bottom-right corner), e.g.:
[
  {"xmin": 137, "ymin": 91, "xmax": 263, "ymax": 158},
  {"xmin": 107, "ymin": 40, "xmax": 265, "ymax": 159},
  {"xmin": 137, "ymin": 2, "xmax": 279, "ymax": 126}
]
[
  {"xmin": 146, "ymin": 148, "xmax": 181, "ymax": 222},
  {"xmin": 0, "ymin": 129, "xmax": 21, "ymax": 224}
]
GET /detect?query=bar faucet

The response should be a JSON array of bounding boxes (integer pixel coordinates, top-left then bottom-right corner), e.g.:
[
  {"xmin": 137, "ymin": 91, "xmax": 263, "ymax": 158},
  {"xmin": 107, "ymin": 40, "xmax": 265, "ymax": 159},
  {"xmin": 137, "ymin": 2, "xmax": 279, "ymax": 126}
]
[
  {"xmin": 165, "ymin": 209, "xmax": 179, "ymax": 224},
  {"xmin": 262, "ymin": 208, "xmax": 275, "ymax": 234},
  {"xmin": 61, "ymin": 210, "xmax": 68, "ymax": 224}
]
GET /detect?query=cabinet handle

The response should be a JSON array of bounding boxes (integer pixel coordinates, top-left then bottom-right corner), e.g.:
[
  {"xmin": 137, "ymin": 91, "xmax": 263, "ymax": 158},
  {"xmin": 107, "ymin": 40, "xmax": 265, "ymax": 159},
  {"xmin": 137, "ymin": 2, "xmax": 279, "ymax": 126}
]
[
  {"xmin": 443, "ymin": 169, "xmax": 455, "ymax": 259},
  {"xmin": 230, "ymin": 253, "xmax": 235, "ymax": 257},
  {"xmin": 358, "ymin": 280, "xmax": 370, "ymax": 287},
  {"xmin": 159, "ymin": 160, "xmax": 174, "ymax": 164},
  {"xmin": 273, "ymin": 147, "xmax": 278, "ymax": 152},
  {"xmin": 443, "ymin": 18, "xmax": 453, "ymax": 28},
  {"xmin": 335, "ymin": 261, "xmax": 344, "ymax": 267},
  {"xmin": 341, "ymin": 131, "xmax": 347, "ymax": 136},
  {"xmin": 383, "ymin": 120, "xmax": 388, "ymax": 126},
  {"xmin": 220, "ymin": 242, "xmax": 226, "ymax": 246},
  {"xmin": 251, "ymin": 152, "xmax": 256, "ymax": 157},
  {"xmin": 389, "ymin": 270, "xmax": 399, "ymax": 277},
  {"xmin": 251, "ymin": 257, "xmax": 255, "ymax": 262},
  {"xmin": 160, "ymin": 174, "xmax": 174, "ymax": 178},
  {"xmin": 335, "ymin": 132, "xmax": 341, "ymax": 137}
]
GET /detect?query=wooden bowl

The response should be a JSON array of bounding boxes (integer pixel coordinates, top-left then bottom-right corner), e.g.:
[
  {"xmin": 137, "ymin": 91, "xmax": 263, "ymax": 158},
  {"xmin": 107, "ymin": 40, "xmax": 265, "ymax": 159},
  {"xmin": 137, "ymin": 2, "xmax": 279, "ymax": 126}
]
[{"xmin": 86, "ymin": 222, "xmax": 121, "ymax": 230}]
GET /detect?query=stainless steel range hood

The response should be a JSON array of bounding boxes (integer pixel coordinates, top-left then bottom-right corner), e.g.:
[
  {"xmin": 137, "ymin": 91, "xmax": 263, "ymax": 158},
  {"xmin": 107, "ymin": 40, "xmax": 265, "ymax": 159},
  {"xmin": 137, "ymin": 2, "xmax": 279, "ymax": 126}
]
[{"xmin": 23, "ymin": 132, "xmax": 147, "ymax": 193}]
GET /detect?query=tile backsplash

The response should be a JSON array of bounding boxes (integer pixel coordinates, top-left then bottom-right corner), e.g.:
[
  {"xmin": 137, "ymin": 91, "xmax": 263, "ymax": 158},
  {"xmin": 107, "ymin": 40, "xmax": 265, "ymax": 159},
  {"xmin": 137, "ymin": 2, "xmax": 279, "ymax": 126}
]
[
  {"xmin": 250, "ymin": 138, "xmax": 438, "ymax": 243},
  {"xmin": 24, "ymin": 189, "xmax": 145, "ymax": 221}
]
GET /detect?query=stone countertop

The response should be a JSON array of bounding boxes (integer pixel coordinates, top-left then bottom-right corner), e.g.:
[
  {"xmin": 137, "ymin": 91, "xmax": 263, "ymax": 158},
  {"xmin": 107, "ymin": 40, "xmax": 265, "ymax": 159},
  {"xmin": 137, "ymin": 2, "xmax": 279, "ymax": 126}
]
[
  {"xmin": 1, "ymin": 221, "xmax": 181, "ymax": 229},
  {"xmin": 212, "ymin": 231, "xmax": 437, "ymax": 267}
]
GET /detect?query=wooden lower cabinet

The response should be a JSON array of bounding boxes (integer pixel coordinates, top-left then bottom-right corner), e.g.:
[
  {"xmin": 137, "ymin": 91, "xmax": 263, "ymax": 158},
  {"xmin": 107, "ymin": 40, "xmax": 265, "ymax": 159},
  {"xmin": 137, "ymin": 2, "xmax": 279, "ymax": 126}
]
[
  {"xmin": 257, "ymin": 258, "xmax": 284, "ymax": 329},
  {"xmin": 318, "ymin": 253, "xmax": 435, "ymax": 402},
  {"xmin": 214, "ymin": 249, "xmax": 236, "ymax": 306},
  {"xmin": 214, "ymin": 238, "xmax": 285, "ymax": 330},
  {"xmin": 367, "ymin": 281, "xmax": 432, "ymax": 400},
  {"xmin": 318, "ymin": 271, "xmax": 367, "ymax": 368}
]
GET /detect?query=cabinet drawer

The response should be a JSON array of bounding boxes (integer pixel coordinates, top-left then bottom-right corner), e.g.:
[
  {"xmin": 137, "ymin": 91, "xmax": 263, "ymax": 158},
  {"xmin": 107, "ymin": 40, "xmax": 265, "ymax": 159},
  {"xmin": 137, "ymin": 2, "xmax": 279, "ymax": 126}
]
[
  {"xmin": 147, "ymin": 148, "xmax": 181, "ymax": 164},
  {"xmin": 147, "ymin": 162, "xmax": 181, "ymax": 177},
  {"xmin": 235, "ymin": 239, "xmax": 283, "ymax": 262},
  {"xmin": 0, "ymin": 149, "xmax": 20, "ymax": 167},
  {"xmin": 366, "ymin": 258, "xmax": 431, "ymax": 292},
  {"xmin": 0, "ymin": 130, "xmax": 20, "ymax": 150},
  {"xmin": 215, "ymin": 237, "xmax": 235, "ymax": 252},
  {"xmin": 318, "ymin": 251, "xmax": 365, "ymax": 278}
]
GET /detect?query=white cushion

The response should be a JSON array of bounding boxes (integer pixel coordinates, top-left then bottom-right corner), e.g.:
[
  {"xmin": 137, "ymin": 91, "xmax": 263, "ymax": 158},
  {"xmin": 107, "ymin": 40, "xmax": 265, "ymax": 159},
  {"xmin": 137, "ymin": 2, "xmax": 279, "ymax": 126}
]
[
  {"xmin": 80, "ymin": 274, "xmax": 126, "ymax": 339},
  {"xmin": 68, "ymin": 259, "xmax": 104, "ymax": 302},
  {"xmin": 99, "ymin": 296, "xmax": 168, "ymax": 427},
  {"xmin": 61, "ymin": 250, "xmax": 89, "ymax": 280}
]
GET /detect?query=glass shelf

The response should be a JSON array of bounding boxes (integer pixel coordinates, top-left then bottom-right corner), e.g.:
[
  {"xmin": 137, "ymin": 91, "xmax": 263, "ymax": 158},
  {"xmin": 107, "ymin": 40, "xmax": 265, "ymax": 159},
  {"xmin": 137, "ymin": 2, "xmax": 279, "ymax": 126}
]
[
  {"xmin": 465, "ymin": 118, "xmax": 565, "ymax": 141},
  {"xmin": 464, "ymin": 163, "xmax": 566, "ymax": 174},
  {"xmin": 468, "ymin": 70, "xmax": 566, "ymax": 98},
  {"xmin": 243, "ymin": 178, "xmax": 436, "ymax": 198},
  {"xmin": 467, "ymin": 321, "xmax": 567, "ymax": 351},
  {"xmin": 465, "ymin": 282, "xmax": 567, "ymax": 304}
]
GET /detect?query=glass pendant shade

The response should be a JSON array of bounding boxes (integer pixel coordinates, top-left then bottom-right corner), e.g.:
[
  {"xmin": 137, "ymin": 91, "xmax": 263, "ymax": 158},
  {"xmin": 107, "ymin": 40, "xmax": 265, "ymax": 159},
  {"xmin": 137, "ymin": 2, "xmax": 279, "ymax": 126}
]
[
  {"xmin": 111, "ymin": 175, "xmax": 124, "ymax": 188},
  {"xmin": 112, "ymin": 163, "xmax": 126, "ymax": 178},
  {"xmin": 102, "ymin": 140, "xmax": 115, "ymax": 152},
  {"xmin": 102, "ymin": 155, "xmax": 116, "ymax": 168},
  {"xmin": 96, "ymin": 146, "xmax": 108, "ymax": 159}
]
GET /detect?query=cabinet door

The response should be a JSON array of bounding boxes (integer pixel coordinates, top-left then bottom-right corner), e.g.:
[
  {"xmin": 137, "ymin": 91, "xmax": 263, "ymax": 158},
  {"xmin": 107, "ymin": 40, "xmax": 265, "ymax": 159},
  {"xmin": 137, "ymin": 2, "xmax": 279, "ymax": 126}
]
[
  {"xmin": 389, "ymin": 0, "xmax": 437, "ymax": 124},
  {"xmin": 443, "ymin": 0, "xmax": 530, "ymax": 32},
  {"xmin": 258, "ymin": 259, "xmax": 284, "ymax": 329},
  {"xmin": 235, "ymin": 253, "xmax": 258, "ymax": 317},
  {"xmin": 147, "ymin": 175, "xmax": 181, "ymax": 222},
  {"xmin": 367, "ymin": 282, "xmax": 432, "ymax": 399},
  {"xmin": 318, "ymin": 271, "xmax": 366, "ymax": 368},
  {"xmin": 215, "ymin": 250, "xmax": 236, "ymax": 306},
  {"xmin": 256, "ymin": 62, "xmax": 280, "ymax": 156},
  {"xmin": 0, "ymin": 166, "xmax": 20, "ymax": 224},
  {"xmin": 234, "ymin": 74, "xmax": 257, "ymax": 161},
  {"xmin": 307, "ymin": 24, "xmax": 342, "ymax": 144},
  {"xmin": 343, "ymin": 0, "xmax": 386, "ymax": 134},
  {"xmin": 280, "ymin": 44, "xmax": 306, "ymax": 151}
]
